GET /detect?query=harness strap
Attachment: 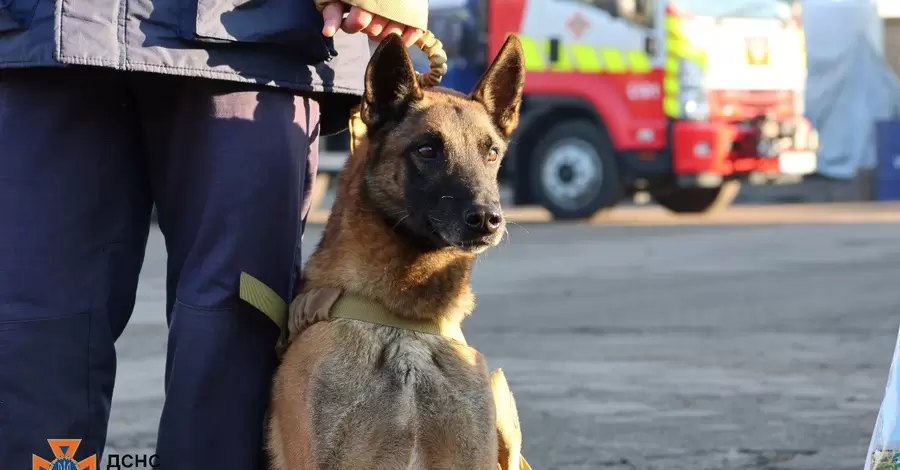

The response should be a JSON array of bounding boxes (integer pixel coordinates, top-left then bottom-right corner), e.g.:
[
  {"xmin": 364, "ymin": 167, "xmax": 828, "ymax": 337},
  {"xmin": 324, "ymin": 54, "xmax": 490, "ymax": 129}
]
[
  {"xmin": 239, "ymin": 272, "xmax": 289, "ymax": 348},
  {"xmin": 329, "ymin": 294, "xmax": 467, "ymax": 345},
  {"xmin": 239, "ymin": 272, "xmax": 531, "ymax": 470},
  {"xmin": 238, "ymin": 273, "xmax": 467, "ymax": 346}
]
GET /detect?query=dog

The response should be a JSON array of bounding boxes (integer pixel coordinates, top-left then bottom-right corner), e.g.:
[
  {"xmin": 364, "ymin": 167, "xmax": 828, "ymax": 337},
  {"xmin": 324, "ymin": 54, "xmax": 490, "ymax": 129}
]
[{"xmin": 267, "ymin": 33, "xmax": 527, "ymax": 470}]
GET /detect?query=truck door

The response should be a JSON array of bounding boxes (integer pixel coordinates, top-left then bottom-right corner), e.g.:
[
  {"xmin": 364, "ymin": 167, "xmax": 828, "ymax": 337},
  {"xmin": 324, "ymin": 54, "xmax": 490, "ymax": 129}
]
[
  {"xmin": 519, "ymin": 0, "xmax": 667, "ymax": 149},
  {"xmin": 520, "ymin": 0, "xmax": 658, "ymax": 70}
]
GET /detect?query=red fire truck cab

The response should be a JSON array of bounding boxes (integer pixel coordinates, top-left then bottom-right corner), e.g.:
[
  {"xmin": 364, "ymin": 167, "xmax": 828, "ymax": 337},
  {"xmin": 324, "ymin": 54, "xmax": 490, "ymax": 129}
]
[{"xmin": 434, "ymin": 0, "xmax": 820, "ymax": 219}]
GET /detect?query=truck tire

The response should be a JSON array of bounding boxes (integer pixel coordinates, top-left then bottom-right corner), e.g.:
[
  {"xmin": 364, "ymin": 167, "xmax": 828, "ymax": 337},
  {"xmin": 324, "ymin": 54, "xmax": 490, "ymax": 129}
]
[
  {"xmin": 650, "ymin": 180, "xmax": 741, "ymax": 214},
  {"xmin": 529, "ymin": 120, "xmax": 620, "ymax": 220}
]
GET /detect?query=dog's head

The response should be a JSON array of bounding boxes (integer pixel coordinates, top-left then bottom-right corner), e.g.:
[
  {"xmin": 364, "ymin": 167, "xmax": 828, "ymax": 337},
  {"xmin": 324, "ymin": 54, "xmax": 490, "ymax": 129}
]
[{"xmin": 359, "ymin": 34, "xmax": 525, "ymax": 254}]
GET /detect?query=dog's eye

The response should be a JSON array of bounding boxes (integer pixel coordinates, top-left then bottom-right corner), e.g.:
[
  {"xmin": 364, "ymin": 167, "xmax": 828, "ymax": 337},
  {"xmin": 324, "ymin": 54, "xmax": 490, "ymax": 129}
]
[
  {"xmin": 416, "ymin": 145, "xmax": 437, "ymax": 160},
  {"xmin": 487, "ymin": 148, "xmax": 499, "ymax": 162}
]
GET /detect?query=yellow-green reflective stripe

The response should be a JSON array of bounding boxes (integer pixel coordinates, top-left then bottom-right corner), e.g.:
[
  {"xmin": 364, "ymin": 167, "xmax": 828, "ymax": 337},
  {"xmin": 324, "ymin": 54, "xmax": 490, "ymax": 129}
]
[
  {"xmin": 664, "ymin": 77, "xmax": 679, "ymax": 96},
  {"xmin": 664, "ymin": 97, "xmax": 681, "ymax": 117},
  {"xmin": 571, "ymin": 43, "xmax": 603, "ymax": 72},
  {"xmin": 665, "ymin": 56, "xmax": 679, "ymax": 74},
  {"xmin": 600, "ymin": 48, "xmax": 625, "ymax": 73},
  {"xmin": 666, "ymin": 17, "xmax": 687, "ymax": 39},
  {"xmin": 626, "ymin": 50, "xmax": 651, "ymax": 73},
  {"xmin": 668, "ymin": 40, "xmax": 690, "ymax": 59},
  {"xmin": 690, "ymin": 52, "xmax": 708, "ymax": 69},
  {"xmin": 665, "ymin": 17, "xmax": 681, "ymax": 31},
  {"xmin": 520, "ymin": 38, "xmax": 663, "ymax": 75},
  {"xmin": 546, "ymin": 41, "xmax": 574, "ymax": 71},
  {"xmin": 669, "ymin": 48, "xmax": 707, "ymax": 70},
  {"xmin": 519, "ymin": 36, "xmax": 545, "ymax": 71}
]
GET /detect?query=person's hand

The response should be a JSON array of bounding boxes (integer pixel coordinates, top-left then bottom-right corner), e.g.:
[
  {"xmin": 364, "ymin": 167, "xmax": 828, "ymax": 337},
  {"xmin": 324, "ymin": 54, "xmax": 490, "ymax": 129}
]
[{"xmin": 321, "ymin": 2, "xmax": 425, "ymax": 47}]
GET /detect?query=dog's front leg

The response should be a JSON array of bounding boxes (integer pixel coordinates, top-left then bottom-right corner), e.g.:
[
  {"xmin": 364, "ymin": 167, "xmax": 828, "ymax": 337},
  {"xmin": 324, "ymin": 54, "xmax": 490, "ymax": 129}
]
[{"xmin": 490, "ymin": 369, "xmax": 523, "ymax": 470}]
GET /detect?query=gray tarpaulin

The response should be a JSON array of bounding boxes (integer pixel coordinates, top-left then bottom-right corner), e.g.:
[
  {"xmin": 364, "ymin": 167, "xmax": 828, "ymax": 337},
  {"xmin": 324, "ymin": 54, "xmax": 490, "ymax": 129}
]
[{"xmin": 803, "ymin": 0, "xmax": 900, "ymax": 179}]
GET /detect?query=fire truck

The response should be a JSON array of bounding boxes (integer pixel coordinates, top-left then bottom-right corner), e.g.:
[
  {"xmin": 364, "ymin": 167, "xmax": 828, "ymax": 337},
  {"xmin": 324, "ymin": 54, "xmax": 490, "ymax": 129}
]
[{"xmin": 418, "ymin": 0, "xmax": 821, "ymax": 219}]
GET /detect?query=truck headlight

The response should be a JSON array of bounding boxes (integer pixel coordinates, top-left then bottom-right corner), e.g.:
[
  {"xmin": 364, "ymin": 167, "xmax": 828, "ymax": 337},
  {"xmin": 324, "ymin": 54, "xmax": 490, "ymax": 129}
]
[
  {"xmin": 678, "ymin": 59, "xmax": 708, "ymax": 121},
  {"xmin": 681, "ymin": 90, "xmax": 709, "ymax": 121}
]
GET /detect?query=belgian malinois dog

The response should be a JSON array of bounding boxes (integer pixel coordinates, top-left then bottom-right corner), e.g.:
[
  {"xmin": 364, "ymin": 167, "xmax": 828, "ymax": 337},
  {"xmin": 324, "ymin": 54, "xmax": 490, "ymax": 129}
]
[{"xmin": 267, "ymin": 33, "xmax": 527, "ymax": 470}]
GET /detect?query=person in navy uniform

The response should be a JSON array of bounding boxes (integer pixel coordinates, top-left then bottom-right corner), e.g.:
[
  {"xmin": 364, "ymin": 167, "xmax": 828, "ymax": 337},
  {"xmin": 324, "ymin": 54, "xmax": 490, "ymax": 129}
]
[{"xmin": 0, "ymin": 0, "xmax": 428, "ymax": 468}]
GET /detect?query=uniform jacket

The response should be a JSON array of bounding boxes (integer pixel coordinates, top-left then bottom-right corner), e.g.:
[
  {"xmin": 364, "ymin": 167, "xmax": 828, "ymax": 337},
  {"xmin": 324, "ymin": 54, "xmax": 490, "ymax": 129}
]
[{"xmin": 0, "ymin": 0, "xmax": 427, "ymax": 134}]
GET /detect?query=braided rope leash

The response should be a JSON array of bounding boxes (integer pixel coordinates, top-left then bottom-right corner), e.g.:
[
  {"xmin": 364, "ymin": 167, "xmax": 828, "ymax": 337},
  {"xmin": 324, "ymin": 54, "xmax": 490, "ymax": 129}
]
[
  {"xmin": 414, "ymin": 30, "xmax": 448, "ymax": 88},
  {"xmin": 348, "ymin": 32, "xmax": 448, "ymax": 153}
]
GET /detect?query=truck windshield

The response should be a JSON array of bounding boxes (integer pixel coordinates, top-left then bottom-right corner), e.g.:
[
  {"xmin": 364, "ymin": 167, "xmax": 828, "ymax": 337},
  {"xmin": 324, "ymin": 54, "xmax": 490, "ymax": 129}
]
[
  {"xmin": 672, "ymin": 0, "xmax": 792, "ymax": 20},
  {"xmin": 429, "ymin": 7, "xmax": 470, "ymax": 58},
  {"xmin": 425, "ymin": 0, "xmax": 486, "ymax": 68}
]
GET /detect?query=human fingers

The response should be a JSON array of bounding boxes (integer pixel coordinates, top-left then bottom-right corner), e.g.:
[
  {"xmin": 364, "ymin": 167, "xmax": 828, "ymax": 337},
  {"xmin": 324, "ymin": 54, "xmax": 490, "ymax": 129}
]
[
  {"xmin": 373, "ymin": 21, "xmax": 406, "ymax": 42},
  {"xmin": 341, "ymin": 6, "xmax": 374, "ymax": 34},
  {"xmin": 362, "ymin": 15, "xmax": 389, "ymax": 37},
  {"xmin": 400, "ymin": 27, "xmax": 425, "ymax": 48},
  {"xmin": 321, "ymin": 2, "xmax": 345, "ymax": 38}
]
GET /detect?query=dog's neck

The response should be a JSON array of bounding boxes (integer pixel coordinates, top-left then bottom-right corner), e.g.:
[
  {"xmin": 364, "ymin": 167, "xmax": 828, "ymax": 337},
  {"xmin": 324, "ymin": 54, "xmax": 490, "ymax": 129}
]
[{"xmin": 302, "ymin": 138, "xmax": 477, "ymax": 324}]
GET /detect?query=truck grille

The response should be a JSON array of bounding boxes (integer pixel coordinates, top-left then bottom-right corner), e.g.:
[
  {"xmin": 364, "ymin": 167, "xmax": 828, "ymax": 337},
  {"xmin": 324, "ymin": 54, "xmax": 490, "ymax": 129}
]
[{"xmin": 708, "ymin": 90, "xmax": 796, "ymax": 121}]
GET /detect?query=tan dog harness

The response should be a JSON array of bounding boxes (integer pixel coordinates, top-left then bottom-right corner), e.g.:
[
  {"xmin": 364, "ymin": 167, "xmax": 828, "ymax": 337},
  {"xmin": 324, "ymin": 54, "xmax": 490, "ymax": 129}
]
[
  {"xmin": 237, "ymin": 272, "xmax": 464, "ymax": 349},
  {"xmin": 240, "ymin": 272, "xmax": 532, "ymax": 470},
  {"xmin": 288, "ymin": 287, "xmax": 467, "ymax": 344}
]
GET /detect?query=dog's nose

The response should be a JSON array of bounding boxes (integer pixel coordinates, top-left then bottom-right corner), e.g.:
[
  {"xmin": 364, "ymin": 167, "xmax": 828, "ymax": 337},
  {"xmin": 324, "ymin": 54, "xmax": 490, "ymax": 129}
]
[{"xmin": 463, "ymin": 204, "xmax": 503, "ymax": 234}]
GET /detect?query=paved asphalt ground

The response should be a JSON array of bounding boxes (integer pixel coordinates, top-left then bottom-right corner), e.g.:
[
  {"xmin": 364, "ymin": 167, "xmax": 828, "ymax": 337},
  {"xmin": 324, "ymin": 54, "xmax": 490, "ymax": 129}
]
[{"xmin": 107, "ymin": 204, "xmax": 900, "ymax": 470}]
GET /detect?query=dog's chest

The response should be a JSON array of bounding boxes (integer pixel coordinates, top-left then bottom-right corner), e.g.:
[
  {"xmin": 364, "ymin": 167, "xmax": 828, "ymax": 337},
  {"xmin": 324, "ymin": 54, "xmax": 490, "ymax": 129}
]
[
  {"xmin": 308, "ymin": 324, "xmax": 499, "ymax": 468},
  {"xmin": 380, "ymin": 337, "xmax": 441, "ymax": 386},
  {"xmin": 406, "ymin": 443, "xmax": 425, "ymax": 470},
  {"xmin": 378, "ymin": 332, "xmax": 487, "ymax": 386},
  {"xmin": 384, "ymin": 337, "xmax": 497, "ymax": 468}
]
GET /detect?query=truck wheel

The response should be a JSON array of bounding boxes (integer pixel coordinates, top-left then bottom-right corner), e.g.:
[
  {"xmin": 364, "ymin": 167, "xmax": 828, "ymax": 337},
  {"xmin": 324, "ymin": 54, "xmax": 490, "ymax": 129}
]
[
  {"xmin": 650, "ymin": 180, "xmax": 741, "ymax": 214},
  {"xmin": 529, "ymin": 120, "xmax": 620, "ymax": 220}
]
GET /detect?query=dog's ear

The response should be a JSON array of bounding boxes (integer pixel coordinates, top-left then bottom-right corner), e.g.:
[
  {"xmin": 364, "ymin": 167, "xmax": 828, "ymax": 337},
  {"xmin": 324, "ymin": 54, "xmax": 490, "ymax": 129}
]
[
  {"xmin": 362, "ymin": 34, "xmax": 423, "ymax": 128},
  {"xmin": 470, "ymin": 34, "xmax": 526, "ymax": 136}
]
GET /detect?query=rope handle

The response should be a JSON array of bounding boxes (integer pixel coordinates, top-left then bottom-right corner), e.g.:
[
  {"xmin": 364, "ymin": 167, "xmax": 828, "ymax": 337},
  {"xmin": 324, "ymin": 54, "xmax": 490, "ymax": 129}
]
[
  {"xmin": 313, "ymin": 0, "xmax": 447, "ymax": 85},
  {"xmin": 414, "ymin": 30, "xmax": 448, "ymax": 88}
]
